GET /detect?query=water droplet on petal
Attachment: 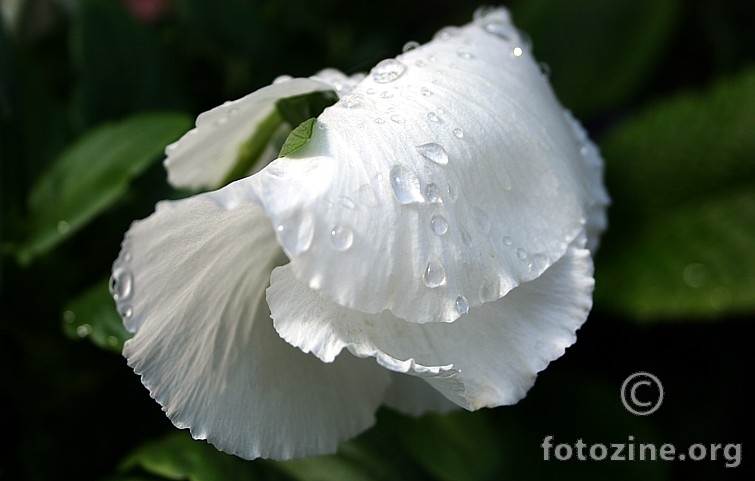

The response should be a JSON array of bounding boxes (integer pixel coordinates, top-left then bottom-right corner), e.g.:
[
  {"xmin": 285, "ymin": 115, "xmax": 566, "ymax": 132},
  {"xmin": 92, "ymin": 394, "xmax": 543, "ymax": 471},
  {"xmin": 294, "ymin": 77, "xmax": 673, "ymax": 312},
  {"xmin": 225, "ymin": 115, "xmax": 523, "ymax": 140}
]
[
  {"xmin": 330, "ymin": 225, "xmax": 354, "ymax": 251},
  {"xmin": 366, "ymin": 87, "xmax": 376, "ymax": 95},
  {"xmin": 425, "ymin": 183, "xmax": 442, "ymax": 203},
  {"xmin": 390, "ymin": 164, "xmax": 424, "ymax": 204},
  {"xmin": 455, "ymin": 295, "xmax": 469, "ymax": 315},
  {"xmin": 431, "ymin": 214, "xmax": 449, "ymax": 235},
  {"xmin": 416, "ymin": 143, "xmax": 449, "ymax": 165},
  {"xmin": 421, "ymin": 87, "xmax": 433, "ymax": 96},
  {"xmin": 461, "ymin": 229, "xmax": 473, "ymax": 247},
  {"xmin": 512, "ymin": 47, "xmax": 523, "ymax": 57},
  {"xmin": 402, "ymin": 41, "xmax": 420, "ymax": 53},
  {"xmin": 502, "ymin": 236, "xmax": 514, "ymax": 246},
  {"xmin": 426, "ymin": 111, "xmax": 442, "ymax": 123},
  {"xmin": 516, "ymin": 247, "xmax": 528, "ymax": 260},
  {"xmin": 473, "ymin": 207, "xmax": 491, "ymax": 234},
  {"xmin": 372, "ymin": 59, "xmax": 407, "ymax": 83},
  {"xmin": 448, "ymin": 184, "xmax": 458, "ymax": 202},
  {"xmin": 483, "ymin": 21, "xmax": 514, "ymax": 42},
  {"xmin": 478, "ymin": 284, "xmax": 495, "ymax": 303},
  {"xmin": 423, "ymin": 257, "xmax": 446, "ymax": 288},
  {"xmin": 457, "ymin": 50, "xmax": 474, "ymax": 60},
  {"xmin": 110, "ymin": 267, "xmax": 133, "ymax": 302},
  {"xmin": 120, "ymin": 306, "xmax": 133, "ymax": 320},
  {"xmin": 434, "ymin": 27, "xmax": 460, "ymax": 41},
  {"xmin": 276, "ymin": 212, "xmax": 315, "ymax": 256},
  {"xmin": 453, "ymin": 128, "xmax": 464, "ymax": 139}
]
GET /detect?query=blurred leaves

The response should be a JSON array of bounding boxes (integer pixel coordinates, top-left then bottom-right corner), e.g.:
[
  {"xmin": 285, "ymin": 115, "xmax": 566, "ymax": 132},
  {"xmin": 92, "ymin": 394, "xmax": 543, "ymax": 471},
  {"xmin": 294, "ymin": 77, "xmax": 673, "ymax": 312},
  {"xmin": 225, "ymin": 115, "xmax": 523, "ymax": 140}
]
[
  {"xmin": 63, "ymin": 279, "xmax": 131, "ymax": 352},
  {"xmin": 17, "ymin": 112, "xmax": 191, "ymax": 264},
  {"xmin": 513, "ymin": 0, "xmax": 679, "ymax": 116},
  {"xmin": 596, "ymin": 68, "xmax": 755, "ymax": 320}
]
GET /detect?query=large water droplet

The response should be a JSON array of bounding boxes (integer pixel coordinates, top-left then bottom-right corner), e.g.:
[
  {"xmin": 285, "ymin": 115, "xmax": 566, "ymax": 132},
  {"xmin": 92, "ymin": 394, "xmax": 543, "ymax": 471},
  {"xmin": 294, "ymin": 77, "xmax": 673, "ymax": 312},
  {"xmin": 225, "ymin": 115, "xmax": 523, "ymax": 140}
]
[
  {"xmin": 390, "ymin": 164, "xmax": 424, "ymax": 204},
  {"xmin": 402, "ymin": 41, "xmax": 420, "ymax": 53},
  {"xmin": 423, "ymin": 257, "xmax": 446, "ymax": 288},
  {"xmin": 455, "ymin": 295, "xmax": 469, "ymax": 315},
  {"xmin": 416, "ymin": 143, "xmax": 449, "ymax": 166},
  {"xmin": 330, "ymin": 225, "xmax": 354, "ymax": 251},
  {"xmin": 473, "ymin": 207, "xmax": 491, "ymax": 234},
  {"xmin": 425, "ymin": 183, "xmax": 442, "ymax": 203},
  {"xmin": 372, "ymin": 59, "xmax": 407, "ymax": 83},
  {"xmin": 110, "ymin": 267, "xmax": 133, "ymax": 302},
  {"xmin": 431, "ymin": 214, "xmax": 449, "ymax": 235}
]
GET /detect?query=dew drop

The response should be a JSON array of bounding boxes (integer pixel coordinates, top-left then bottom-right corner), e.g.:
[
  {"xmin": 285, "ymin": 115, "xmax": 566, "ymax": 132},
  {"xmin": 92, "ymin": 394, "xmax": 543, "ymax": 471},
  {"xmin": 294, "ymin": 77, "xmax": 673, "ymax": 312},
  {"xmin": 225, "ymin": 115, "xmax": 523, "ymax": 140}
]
[
  {"xmin": 421, "ymin": 86, "xmax": 433, "ymax": 96},
  {"xmin": 120, "ymin": 306, "xmax": 133, "ymax": 320},
  {"xmin": 431, "ymin": 214, "xmax": 449, "ymax": 235},
  {"xmin": 330, "ymin": 225, "xmax": 354, "ymax": 251},
  {"xmin": 434, "ymin": 27, "xmax": 460, "ymax": 41},
  {"xmin": 389, "ymin": 164, "xmax": 424, "ymax": 204},
  {"xmin": 425, "ymin": 183, "xmax": 442, "ymax": 203},
  {"xmin": 461, "ymin": 229, "xmax": 473, "ymax": 247},
  {"xmin": 416, "ymin": 143, "xmax": 449, "ymax": 165},
  {"xmin": 402, "ymin": 41, "xmax": 420, "ymax": 53},
  {"xmin": 390, "ymin": 114, "xmax": 405, "ymax": 124},
  {"xmin": 276, "ymin": 212, "xmax": 315, "ymax": 256},
  {"xmin": 478, "ymin": 284, "xmax": 495, "ymax": 303},
  {"xmin": 110, "ymin": 267, "xmax": 133, "ymax": 302},
  {"xmin": 453, "ymin": 128, "xmax": 464, "ymax": 139},
  {"xmin": 423, "ymin": 257, "xmax": 446, "ymax": 288},
  {"xmin": 502, "ymin": 236, "xmax": 514, "ymax": 246},
  {"xmin": 516, "ymin": 248, "xmax": 528, "ymax": 260},
  {"xmin": 76, "ymin": 324, "xmax": 91, "ymax": 337},
  {"xmin": 455, "ymin": 295, "xmax": 469, "ymax": 315},
  {"xmin": 426, "ymin": 111, "xmax": 442, "ymax": 123},
  {"xmin": 448, "ymin": 184, "xmax": 458, "ymax": 201},
  {"xmin": 457, "ymin": 50, "xmax": 474, "ymax": 60},
  {"xmin": 372, "ymin": 59, "xmax": 406, "ymax": 83},
  {"xmin": 57, "ymin": 220, "xmax": 70, "ymax": 234},
  {"xmin": 483, "ymin": 21, "xmax": 514, "ymax": 41},
  {"xmin": 473, "ymin": 207, "xmax": 491, "ymax": 234}
]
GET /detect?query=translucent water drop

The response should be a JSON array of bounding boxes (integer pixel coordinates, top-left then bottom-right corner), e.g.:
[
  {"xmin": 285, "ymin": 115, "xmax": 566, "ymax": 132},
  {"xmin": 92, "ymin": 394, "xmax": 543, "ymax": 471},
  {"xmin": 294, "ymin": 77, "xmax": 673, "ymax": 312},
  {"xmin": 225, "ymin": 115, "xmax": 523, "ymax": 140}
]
[
  {"xmin": 461, "ymin": 229, "xmax": 473, "ymax": 247},
  {"xmin": 478, "ymin": 284, "xmax": 495, "ymax": 303},
  {"xmin": 453, "ymin": 128, "xmax": 464, "ymax": 139},
  {"xmin": 457, "ymin": 50, "xmax": 474, "ymax": 60},
  {"xmin": 330, "ymin": 225, "xmax": 354, "ymax": 251},
  {"xmin": 107, "ymin": 335, "xmax": 119, "ymax": 346},
  {"xmin": 448, "ymin": 184, "xmax": 458, "ymax": 201},
  {"xmin": 516, "ymin": 247, "xmax": 528, "ymax": 260},
  {"xmin": 276, "ymin": 212, "xmax": 315, "ymax": 256},
  {"xmin": 483, "ymin": 21, "xmax": 514, "ymax": 42},
  {"xmin": 110, "ymin": 267, "xmax": 133, "ymax": 302},
  {"xmin": 390, "ymin": 114, "xmax": 405, "ymax": 124},
  {"xmin": 502, "ymin": 236, "xmax": 513, "ymax": 246},
  {"xmin": 529, "ymin": 253, "xmax": 548, "ymax": 273},
  {"xmin": 431, "ymin": 214, "xmax": 449, "ymax": 235},
  {"xmin": 416, "ymin": 143, "xmax": 449, "ymax": 165},
  {"xmin": 403, "ymin": 41, "xmax": 420, "ymax": 53},
  {"xmin": 76, "ymin": 324, "xmax": 91, "ymax": 337},
  {"xmin": 425, "ymin": 183, "xmax": 442, "ymax": 203},
  {"xmin": 120, "ymin": 306, "xmax": 133, "ymax": 320},
  {"xmin": 421, "ymin": 86, "xmax": 432, "ymax": 96},
  {"xmin": 380, "ymin": 90, "xmax": 394, "ymax": 99},
  {"xmin": 455, "ymin": 295, "xmax": 469, "ymax": 315},
  {"xmin": 426, "ymin": 111, "xmax": 441, "ymax": 123},
  {"xmin": 422, "ymin": 257, "xmax": 446, "ymax": 288},
  {"xmin": 372, "ymin": 59, "xmax": 406, "ymax": 83},
  {"xmin": 390, "ymin": 164, "xmax": 424, "ymax": 204},
  {"xmin": 473, "ymin": 207, "xmax": 491, "ymax": 234},
  {"xmin": 57, "ymin": 220, "xmax": 70, "ymax": 234}
]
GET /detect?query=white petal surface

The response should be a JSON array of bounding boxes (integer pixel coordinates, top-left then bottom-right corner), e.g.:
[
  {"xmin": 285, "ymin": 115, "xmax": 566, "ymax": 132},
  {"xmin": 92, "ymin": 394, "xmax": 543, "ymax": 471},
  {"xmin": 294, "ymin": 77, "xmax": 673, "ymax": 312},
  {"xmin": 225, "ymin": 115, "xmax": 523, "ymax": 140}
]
[
  {"xmin": 256, "ymin": 9, "xmax": 599, "ymax": 323},
  {"xmin": 269, "ymin": 235, "xmax": 594, "ymax": 410},
  {"xmin": 164, "ymin": 77, "xmax": 336, "ymax": 191},
  {"xmin": 113, "ymin": 185, "xmax": 390, "ymax": 460}
]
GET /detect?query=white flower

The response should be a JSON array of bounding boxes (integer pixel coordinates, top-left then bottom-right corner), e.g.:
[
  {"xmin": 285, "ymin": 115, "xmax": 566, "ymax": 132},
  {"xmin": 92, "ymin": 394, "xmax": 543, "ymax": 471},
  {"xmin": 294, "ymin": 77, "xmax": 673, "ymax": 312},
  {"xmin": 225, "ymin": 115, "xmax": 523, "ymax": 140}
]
[{"xmin": 112, "ymin": 8, "xmax": 609, "ymax": 461}]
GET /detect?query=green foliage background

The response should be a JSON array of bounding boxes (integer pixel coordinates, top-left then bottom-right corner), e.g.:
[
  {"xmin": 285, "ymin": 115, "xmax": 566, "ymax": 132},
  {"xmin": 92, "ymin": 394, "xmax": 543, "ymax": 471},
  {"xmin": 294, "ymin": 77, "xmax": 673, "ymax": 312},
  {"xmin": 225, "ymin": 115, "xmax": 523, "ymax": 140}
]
[{"xmin": 1, "ymin": 0, "xmax": 752, "ymax": 480}]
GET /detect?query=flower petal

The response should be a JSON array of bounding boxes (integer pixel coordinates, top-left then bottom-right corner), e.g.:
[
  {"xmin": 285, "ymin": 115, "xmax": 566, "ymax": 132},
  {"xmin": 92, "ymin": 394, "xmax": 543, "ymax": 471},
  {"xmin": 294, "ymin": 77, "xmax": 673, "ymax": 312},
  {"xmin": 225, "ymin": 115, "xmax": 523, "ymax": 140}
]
[
  {"xmin": 269, "ymin": 235, "xmax": 593, "ymax": 410},
  {"xmin": 164, "ymin": 76, "xmax": 341, "ymax": 191},
  {"xmin": 255, "ymin": 9, "xmax": 600, "ymax": 323},
  {"xmin": 113, "ymin": 184, "xmax": 390, "ymax": 460}
]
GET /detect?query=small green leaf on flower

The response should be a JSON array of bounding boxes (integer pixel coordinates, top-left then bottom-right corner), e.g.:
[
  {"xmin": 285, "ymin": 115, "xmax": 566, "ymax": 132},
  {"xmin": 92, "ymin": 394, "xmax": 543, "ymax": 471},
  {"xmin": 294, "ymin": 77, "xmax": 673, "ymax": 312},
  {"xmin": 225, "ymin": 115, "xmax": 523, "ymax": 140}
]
[{"xmin": 279, "ymin": 118, "xmax": 317, "ymax": 158}]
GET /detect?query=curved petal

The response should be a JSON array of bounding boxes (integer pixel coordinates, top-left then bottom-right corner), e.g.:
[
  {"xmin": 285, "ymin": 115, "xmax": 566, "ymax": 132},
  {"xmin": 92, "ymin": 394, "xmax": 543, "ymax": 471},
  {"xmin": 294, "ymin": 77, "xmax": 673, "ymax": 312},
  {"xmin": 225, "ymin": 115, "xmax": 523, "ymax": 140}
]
[
  {"xmin": 113, "ymin": 183, "xmax": 390, "ymax": 460},
  {"xmin": 269, "ymin": 235, "xmax": 593, "ymax": 410},
  {"xmin": 255, "ymin": 9, "xmax": 599, "ymax": 323},
  {"xmin": 164, "ymin": 77, "xmax": 337, "ymax": 191}
]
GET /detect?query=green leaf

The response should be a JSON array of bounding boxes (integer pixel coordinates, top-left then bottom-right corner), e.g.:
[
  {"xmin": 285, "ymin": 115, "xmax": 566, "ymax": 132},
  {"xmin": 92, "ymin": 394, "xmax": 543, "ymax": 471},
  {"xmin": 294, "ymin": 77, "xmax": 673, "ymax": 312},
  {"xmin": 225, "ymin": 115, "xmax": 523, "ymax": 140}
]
[
  {"xmin": 279, "ymin": 118, "xmax": 317, "ymax": 158},
  {"xmin": 119, "ymin": 431, "xmax": 259, "ymax": 481},
  {"xmin": 275, "ymin": 90, "xmax": 338, "ymax": 128},
  {"xmin": 17, "ymin": 112, "xmax": 191, "ymax": 264},
  {"xmin": 596, "ymin": 68, "xmax": 755, "ymax": 320},
  {"xmin": 63, "ymin": 279, "xmax": 131, "ymax": 352},
  {"xmin": 513, "ymin": 0, "xmax": 678, "ymax": 116},
  {"xmin": 596, "ymin": 188, "xmax": 755, "ymax": 320}
]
